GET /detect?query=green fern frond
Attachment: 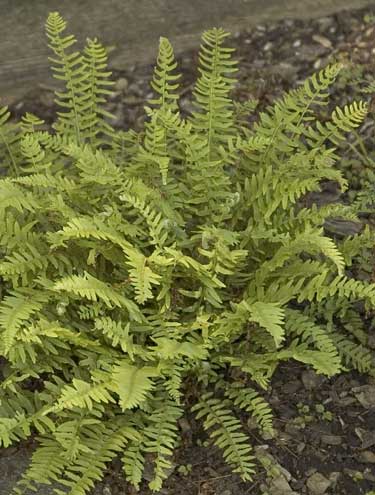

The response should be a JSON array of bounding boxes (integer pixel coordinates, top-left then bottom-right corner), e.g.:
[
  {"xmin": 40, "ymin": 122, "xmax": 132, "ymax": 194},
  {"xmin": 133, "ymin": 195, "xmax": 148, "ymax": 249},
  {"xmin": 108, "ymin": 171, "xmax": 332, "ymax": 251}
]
[
  {"xmin": 52, "ymin": 420, "xmax": 137, "ymax": 495},
  {"xmin": 13, "ymin": 436, "xmax": 69, "ymax": 493},
  {"xmin": 192, "ymin": 392, "xmax": 255, "ymax": 481},
  {"xmin": 225, "ymin": 386, "xmax": 274, "ymax": 435},
  {"xmin": 0, "ymin": 289, "xmax": 50, "ymax": 355},
  {"xmin": 122, "ymin": 434, "xmax": 146, "ymax": 489},
  {"xmin": 331, "ymin": 333, "xmax": 373, "ymax": 373},
  {"xmin": 0, "ymin": 182, "xmax": 39, "ymax": 212},
  {"xmin": 0, "ymin": 105, "xmax": 20, "ymax": 175},
  {"xmin": 149, "ymin": 37, "xmax": 180, "ymax": 109},
  {"xmin": 285, "ymin": 309, "xmax": 342, "ymax": 374},
  {"xmin": 119, "ymin": 190, "xmax": 171, "ymax": 247},
  {"xmin": 94, "ymin": 317, "xmax": 135, "ymax": 355},
  {"xmin": 46, "ymin": 11, "xmax": 86, "ymax": 142},
  {"xmin": 0, "ymin": 245, "xmax": 49, "ymax": 286},
  {"xmin": 20, "ymin": 133, "xmax": 50, "ymax": 173},
  {"xmin": 305, "ymin": 101, "xmax": 368, "ymax": 147},
  {"xmin": 53, "ymin": 272, "xmax": 143, "ymax": 321},
  {"xmin": 243, "ymin": 301, "xmax": 285, "ymax": 348},
  {"xmin": 81, "ymin": 37, "xmax": 115, "ymax": 143},
  {"xmin": 143, "ymin": 400, "xmax": 183, "ymax": 491},
  {"xmin": 112, "ymin": 362, "xmax": 157, "ymax": 410},
  {"xmin": 191, "ymin": 27, "xmax": 238, "ymax": 158},
  {"xmin": 52, "ymin": 376, "xmax": 115, "ymax": 412}
]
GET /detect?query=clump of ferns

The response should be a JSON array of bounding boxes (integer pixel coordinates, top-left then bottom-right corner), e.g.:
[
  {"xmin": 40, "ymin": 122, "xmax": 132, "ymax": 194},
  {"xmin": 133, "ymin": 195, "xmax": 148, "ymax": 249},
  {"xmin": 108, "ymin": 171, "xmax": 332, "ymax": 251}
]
[{"xmin": 0, "ymin": 11, "xmax": 375, "ymax": 495}]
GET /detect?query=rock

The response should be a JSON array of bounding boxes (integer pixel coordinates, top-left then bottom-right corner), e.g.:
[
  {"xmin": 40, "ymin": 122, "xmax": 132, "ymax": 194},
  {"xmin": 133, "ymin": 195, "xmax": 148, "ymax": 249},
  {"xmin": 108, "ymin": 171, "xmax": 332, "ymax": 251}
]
[
  {"xmin": 364, "ymin": 470, "xmax": 375, "ymax": 482},
  {"xmin": 328, "ymin": 472, "xmax": 340, "ymax": 487},
  {"xmin": 222, "ymin": 491, "xmax": 232, "ymax": 495},
  {"xmin": 255, "ymin": 447, "xmax": 292, "ymax": 482},
  {"xmin": 312, "ymin": 34, "xmax": 333, "ymax": 49},
  {"xmin": 321, "ymin": 434, "xmax": 342, "ymax": 446},
  {"xmin": 285, "ymin": 423, "xmax": 304, "ymax": 439},
  {"xmin": 297, "ymin": 442, "xmax": 306, "ymax": 454},
  {"xmin": 269, "ymin": 474, "xmax": 294, "ymax": 494},
  {"xmin": 263, "ymin": 41, "xmax": 273, "ymax": 51},
  {"xmin": 358, "ymin": 450, "xmax": 375, "ymax": 464},
  {"xmin": 301, "ymin": 370, "xmax": 322, "ymax": 390},
  {"xmin": 306, "ymin": 472, "xmax": 331, "ymax": 495},
  {"xmin": 283, "ymin": 380, "xmax": 302, "ymax": 395},
  {"xmin": 353, "ymin": 385, "xmax": 375, "ymax": 408},
  {"xmin": 367, "ymin": 334, "xmax": 375, "ymax": 350},
  {"xmin": 115, "ymin": 77, "xmax": 129, "ymax": 92}
]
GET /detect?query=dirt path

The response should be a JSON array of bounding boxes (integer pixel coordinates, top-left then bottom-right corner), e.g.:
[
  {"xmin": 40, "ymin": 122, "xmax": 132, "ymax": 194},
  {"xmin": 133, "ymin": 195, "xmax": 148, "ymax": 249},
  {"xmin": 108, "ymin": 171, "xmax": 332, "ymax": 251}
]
[{"xmin": 0, "ymin": 0, "xmax": 374, "ymax": 103}]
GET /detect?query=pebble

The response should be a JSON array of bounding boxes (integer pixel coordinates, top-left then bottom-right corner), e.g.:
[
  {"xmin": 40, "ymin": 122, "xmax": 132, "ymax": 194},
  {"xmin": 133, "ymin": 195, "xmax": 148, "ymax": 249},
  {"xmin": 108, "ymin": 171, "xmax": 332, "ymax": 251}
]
[
  {"xmin": 367, "ymin": 334, "xmax": 375, "ymax": 349},
  {"xmin": 321, "ymin": 434, "xmax": 342, "ymax": 446},
  {"xmin": 313, "ymin": 59, "xmax": 322, "ymax": 70},
  {"xmin": 358, "ymin": 450, "xmax": 375, "ymax": 464},
  {"xmin": 301, "ymin": 369, "xmax": 322, "ymax": 391},
  {"xmin": 297, "ymin": 442, "xmax": 306, "ymax": 454},
  {"xmin": 312, "ymin": 34, "xmax": 333, "ymax": 49},
  {"xmin": 283, "ymin": 380, "xmax": 301, "ymax": 395},
  {"xmin": 269, "ymin": 474, "xmax": 294, "ymax": 494},
  {"xmin": 306, "ymin": 472, "xmax": 331, "ymax": 495},
  {"xmin": 115, "ymin": 77, "xmax": 129, "ymax": 92},
  {"xmin": 353, "ymin": 385, "xmax": 375, "ymax": 408},
  {"xmin": 328, "ymin": 472, "xmax": 341, "ymax": 486},
  {"xmin": 40, "ymin": 91, "xmax": 56, "ymax": 108},
  {"xmin": 263, "ymin": 41, "xmax": 273, "ymax": 51}
]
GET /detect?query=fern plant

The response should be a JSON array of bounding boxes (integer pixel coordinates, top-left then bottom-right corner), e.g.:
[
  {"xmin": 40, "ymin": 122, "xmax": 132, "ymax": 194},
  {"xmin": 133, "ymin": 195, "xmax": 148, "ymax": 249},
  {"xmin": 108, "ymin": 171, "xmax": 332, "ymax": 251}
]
[{"xmin": 0, "ymin": 12, "xmax": 374, "ymax": 494}]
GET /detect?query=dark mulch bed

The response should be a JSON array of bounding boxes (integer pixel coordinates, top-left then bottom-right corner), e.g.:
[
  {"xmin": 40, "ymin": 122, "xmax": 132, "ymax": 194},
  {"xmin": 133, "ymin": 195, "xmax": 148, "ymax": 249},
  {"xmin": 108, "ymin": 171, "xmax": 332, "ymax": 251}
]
[{"xmin": 4, "ymin": 4, "xmax": 375, "ymax": 495}]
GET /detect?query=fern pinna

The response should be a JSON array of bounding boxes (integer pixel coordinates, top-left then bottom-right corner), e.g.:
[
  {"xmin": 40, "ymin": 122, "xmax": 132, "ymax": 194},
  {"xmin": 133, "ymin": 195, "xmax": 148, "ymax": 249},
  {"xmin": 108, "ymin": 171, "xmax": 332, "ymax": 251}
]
[{"xmin": 0, "ymin": 12, "xmax": 374, "ymax": 494}]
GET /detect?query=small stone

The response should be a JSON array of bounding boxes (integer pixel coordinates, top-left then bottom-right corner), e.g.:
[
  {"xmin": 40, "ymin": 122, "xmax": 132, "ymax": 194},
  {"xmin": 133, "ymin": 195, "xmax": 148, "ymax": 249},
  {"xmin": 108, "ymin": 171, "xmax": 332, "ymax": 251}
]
[
  {"xmin": 306, "ymin": 472, "xmax": 331, "ymax": 495},
  {"xmin": 312, "ymin": 34, "xmax": 332, "ymax": 49},
  {"xmin": 40, "ymin": 91, "xmax": 56, "ymax": 108},
  {"xmin": 269, "ymin": 474, "xmax": 294, "ymax": 494},
  {"xmin": 364, "ymin": 470, "xmax": 375, "ymax": 482},
  {"xmin": 321, "ymin": 435, "xmax": 342, "ymax": 446},
  {"xmin": 317, "ymin": 16, "xmax": 334, "ymax": 31},
  {"xmin": 115, "ymin": 77, "xmax": 129, "ymax": 92},
  {"xmin": 262, "ymin": 430, "xmax": 275, "ymax": 441},
  {"xmin": 293, "ymin": 39, "xmax": 301, "ymax": 48},
  {"xmin": 301, "ymin": 369, "xmax": 322, "ymax": 390},
  {"xmin": 358, "ymin": 450, "xmax": 375, "ymax": 464},
  {"xmin": 279, "ymin": 466, "xmax": 292, "ymax": 482},
  {"xmin": 247, "ymin": 416, "xmax": 258, "ymax": 430},
  {"xmin": 263, "ymin": 42, "xmax": 273, "ymax": 51},
  {"xmin": 283, "ymin": 380, "xmax": 301, "ymax": 395},
  {"xmin": 297, "ymin": 442, "xmax": 306, "ymax": 454},
  {"xmin": 353, "ymin": 385, "xmax": 375, "ymax": 408},
  {"xmin": 368, "ymin": 334, "xmax": 375, "ymax": 349},
  {"xmin": 222, "ymin": 491, "xmax": 232, "ymax": 495},
  {"xmin": 102, "ymin": 486, "xmax": 112, "ymax": 495},
  {"xmin": 178, "ymin": 417, "xmax": 191, "ymax": 433},
  {"xmin": 204, "ymin": 466, "xmax": 219, "ymax": 477},
  {"xmin": 329, "ymin": 472, "xmax": 340, "ymax": 486},
  {"xmin": 313, "ymin": 59, "xmax": 322, "ymax": 70}
]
